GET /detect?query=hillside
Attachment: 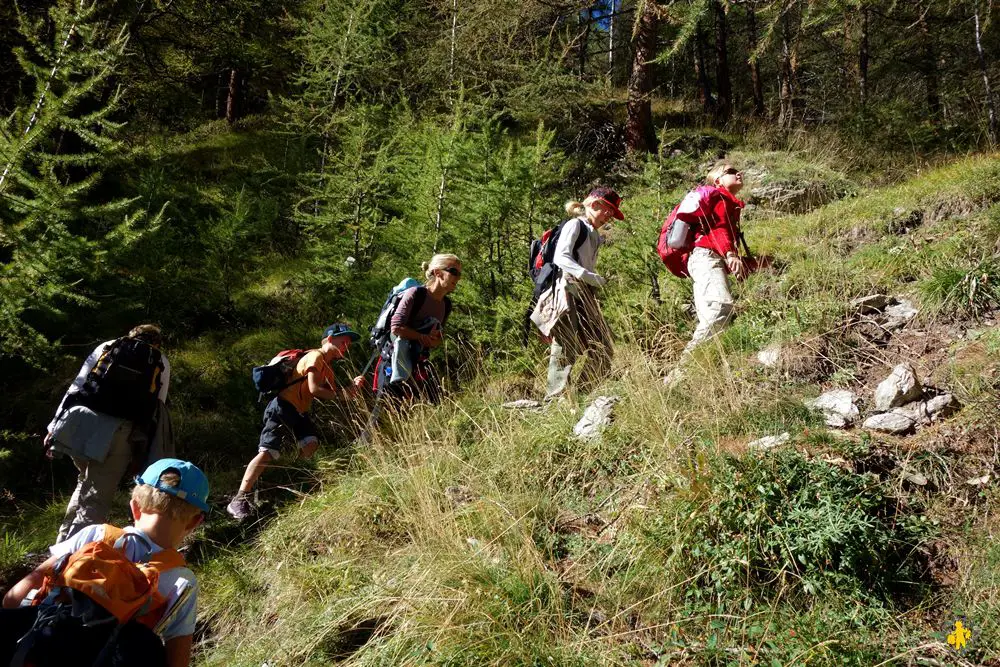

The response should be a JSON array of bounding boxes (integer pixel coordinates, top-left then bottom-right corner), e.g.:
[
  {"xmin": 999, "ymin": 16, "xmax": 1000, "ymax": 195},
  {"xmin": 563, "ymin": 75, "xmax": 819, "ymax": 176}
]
[{"xmin": 173, "ymin": 154, "xmax": 999, "ymax": 666}]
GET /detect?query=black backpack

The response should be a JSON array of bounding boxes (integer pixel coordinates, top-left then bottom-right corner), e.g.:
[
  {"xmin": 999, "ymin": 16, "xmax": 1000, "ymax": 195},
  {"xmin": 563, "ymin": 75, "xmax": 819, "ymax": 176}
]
[
  {"xmin": 70, "ymin": 337, "xmax": 164, "ymax": 428},
  {"xmin": 522, "ymin": 218, "xmax": 589, "ymax": 345},
  {"xmin": 0, "ymin": 604, "xmax": 167, "ymax": 667}
]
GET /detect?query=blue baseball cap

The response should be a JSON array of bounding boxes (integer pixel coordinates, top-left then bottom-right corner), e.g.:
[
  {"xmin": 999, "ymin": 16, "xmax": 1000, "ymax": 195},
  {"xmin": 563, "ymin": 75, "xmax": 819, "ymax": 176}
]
[
  {"xmin": 323, "ymin": 322, "xmax": 360, "ymax": 342},
  {"xmin": 135, "ymin": 458, "xmax": 211, "ymax": 513}
]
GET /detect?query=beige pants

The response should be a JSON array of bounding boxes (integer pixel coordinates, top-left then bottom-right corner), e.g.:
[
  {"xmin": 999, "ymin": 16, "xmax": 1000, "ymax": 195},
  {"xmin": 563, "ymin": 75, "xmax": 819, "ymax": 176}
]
[
  {"xmin": 545, "ymin": 285, "xmax": 613, "ymax": 399},
  {"xmin": 683, "ymin": 247, "xmax": 734, "ymax": 356},
  {"xmin": 57, "ymin": 421, "xmax": 143, "ymax": 542}
]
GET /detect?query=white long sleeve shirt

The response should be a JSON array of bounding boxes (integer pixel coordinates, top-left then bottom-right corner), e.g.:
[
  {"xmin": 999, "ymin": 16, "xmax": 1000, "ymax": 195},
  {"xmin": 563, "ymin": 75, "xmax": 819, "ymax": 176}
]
[
  {"xmin": 47, "ymin": 340, "xmax": 171, "ymax": 433},
  {"xmin": 553, "ymin": 217, "xmax": 604, "ymax": 287}
]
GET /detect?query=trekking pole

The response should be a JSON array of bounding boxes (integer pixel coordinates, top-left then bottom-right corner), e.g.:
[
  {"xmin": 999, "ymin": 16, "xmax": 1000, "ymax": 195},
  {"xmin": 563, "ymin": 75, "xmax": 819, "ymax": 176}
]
[
  {"xmin": 355, "ymin": 379, "xmax": 387, "ymax": 446},
  {"xmin": 737, "ymin": 229, "xmax": 753, "ymax": 258}
]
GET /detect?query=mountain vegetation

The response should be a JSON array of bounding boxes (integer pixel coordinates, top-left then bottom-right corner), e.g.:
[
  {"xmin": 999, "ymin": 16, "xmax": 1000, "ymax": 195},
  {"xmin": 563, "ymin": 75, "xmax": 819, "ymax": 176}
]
[{"xmin": 1, "ymin": 0, "xmax": 999, "ymax": 664}]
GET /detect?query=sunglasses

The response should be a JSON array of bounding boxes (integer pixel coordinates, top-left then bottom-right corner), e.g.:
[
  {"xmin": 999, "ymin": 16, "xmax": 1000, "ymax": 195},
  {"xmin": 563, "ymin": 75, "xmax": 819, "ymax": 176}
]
[
  {"xmin": 723, "ymin": 167, "xmax": 741, "ymax": 176},
  {"xmin": 443, "ymin": 267, "xmax": 462, "ymax": 278}
]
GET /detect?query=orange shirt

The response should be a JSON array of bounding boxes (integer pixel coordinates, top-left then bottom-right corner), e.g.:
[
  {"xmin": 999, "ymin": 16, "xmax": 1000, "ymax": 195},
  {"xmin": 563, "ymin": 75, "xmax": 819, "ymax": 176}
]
[{"xmin": 278, "ymin": 350, "xmax": 335, "ymax": 413}]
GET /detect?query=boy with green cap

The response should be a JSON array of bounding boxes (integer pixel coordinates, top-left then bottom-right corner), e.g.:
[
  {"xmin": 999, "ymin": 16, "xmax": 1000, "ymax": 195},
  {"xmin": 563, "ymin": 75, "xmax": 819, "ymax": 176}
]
[{"xmin": 227, "ymin": 323, "xmax": 365, "ymax": 520}]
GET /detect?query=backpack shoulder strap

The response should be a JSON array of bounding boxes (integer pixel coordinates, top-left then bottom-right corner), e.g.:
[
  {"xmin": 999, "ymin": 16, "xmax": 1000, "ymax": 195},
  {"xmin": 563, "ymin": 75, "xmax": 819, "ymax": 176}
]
[
  {"xmin": 100, "ymin": 524, "xmax": 126, "ymax": 547},
  {"xmin": 143, "ymin": 548, "xmax": 186, "ymax": 573},
  {"xmin": 570, "ymin": 217, "xmax": 589, "ymax": 259},
  {"xmin": 411, "ymin": 285, "xmax": 428, "ymax": 319},
  {"xmin": 443, "ymin": 296, "xmax": 452, "ymax": 324}
]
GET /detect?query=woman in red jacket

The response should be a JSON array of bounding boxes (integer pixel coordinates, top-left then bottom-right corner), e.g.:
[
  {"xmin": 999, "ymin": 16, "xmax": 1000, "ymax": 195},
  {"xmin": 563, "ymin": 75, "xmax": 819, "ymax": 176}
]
[{"xmin": 677, "ymin": 163, "xmax": 746, "ymax": 361}]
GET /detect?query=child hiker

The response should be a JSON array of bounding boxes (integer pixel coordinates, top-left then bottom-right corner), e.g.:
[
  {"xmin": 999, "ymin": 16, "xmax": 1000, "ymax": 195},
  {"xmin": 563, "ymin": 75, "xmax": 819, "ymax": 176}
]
[
  {"xmin": 227, "ymin": 323, "xmax": 365, "ymax": 521},
  {"xmin": 2, "ymin": 458, "xmax": 210, "ymax": 667}
]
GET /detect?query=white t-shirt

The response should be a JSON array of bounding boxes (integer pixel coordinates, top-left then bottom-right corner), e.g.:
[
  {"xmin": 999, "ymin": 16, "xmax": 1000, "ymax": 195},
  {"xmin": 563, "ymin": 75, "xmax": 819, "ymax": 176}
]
[
  {"xmin": 48, "ymin": 524, "xmax": 197, "ymax": 642},
  {"xmin": 48, "ymin": 340, "xmax": 171, "ymax": 433}
]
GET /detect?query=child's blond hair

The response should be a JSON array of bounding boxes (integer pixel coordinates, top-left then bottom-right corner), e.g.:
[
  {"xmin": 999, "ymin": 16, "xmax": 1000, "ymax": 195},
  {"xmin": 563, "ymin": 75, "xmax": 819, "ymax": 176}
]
[{"xmin": 132, "ymin": 471, "xmax": 202, "ymax": 521}]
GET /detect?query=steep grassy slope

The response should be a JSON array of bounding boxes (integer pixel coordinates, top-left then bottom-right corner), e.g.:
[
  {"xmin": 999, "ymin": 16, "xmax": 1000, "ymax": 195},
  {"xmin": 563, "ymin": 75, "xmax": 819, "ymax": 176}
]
[{"xmin": 191, "ymin": 155, "xmax": 1000, "ymax": 665}]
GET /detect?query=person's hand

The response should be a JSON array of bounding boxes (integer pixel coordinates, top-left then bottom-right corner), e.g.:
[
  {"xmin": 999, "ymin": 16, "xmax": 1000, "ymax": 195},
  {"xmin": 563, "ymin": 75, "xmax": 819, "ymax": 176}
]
[
  {"xmin": 352, "ymin": 375, "xmax": 365, "ymax": 389},
  {"xmin": 725, "ymin": 253, "xmax": 746, "ymax": 279},
  {"xmin": 43, "ymin": 432, "xmax": 55, "ymax": 459},
  {"xmin": 593, "ymin": 275, "xmax": 608, "ymax": 288},
  {"xmin": 421, "ymin": 329, "xmax": 443, "ymax": 348}
]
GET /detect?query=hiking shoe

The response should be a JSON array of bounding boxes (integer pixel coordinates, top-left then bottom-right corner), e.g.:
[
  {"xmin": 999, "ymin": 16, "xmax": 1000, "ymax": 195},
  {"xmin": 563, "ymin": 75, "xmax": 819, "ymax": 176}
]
[{"xmin": 226, "ymin": 495, "xmax": 254, "ymax": 521}]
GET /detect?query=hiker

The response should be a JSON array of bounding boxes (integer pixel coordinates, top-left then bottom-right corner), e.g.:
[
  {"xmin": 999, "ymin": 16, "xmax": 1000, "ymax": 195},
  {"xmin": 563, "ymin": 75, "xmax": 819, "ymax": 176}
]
[
  {"xmin": 535, "ymin": 186, "xmax": 623, "ymax": 400},
  {"xmin": 375, "ymin": 253, "xmax": 460, "ymax": 404},
  {"xmin": 658, "ymin": 163, "xmax": 746, "ymax": 381},
  {"xmin": 1, "ymin": 458, "xmax": 210, "ymax": 667},
  {"xmin": 46, "ymin": 324, "xmax": 173, "ymax": 542},
  {"xmin": 227, "ymin": 324, "xmax": 365, "ymax": 520}
]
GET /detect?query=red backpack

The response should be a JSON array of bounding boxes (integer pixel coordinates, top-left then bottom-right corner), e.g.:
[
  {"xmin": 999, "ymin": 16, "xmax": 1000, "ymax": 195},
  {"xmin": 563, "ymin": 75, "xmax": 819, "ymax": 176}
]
[{"xmin": 657, "ymin": 187, "xmax": 716, "ymax": 278}]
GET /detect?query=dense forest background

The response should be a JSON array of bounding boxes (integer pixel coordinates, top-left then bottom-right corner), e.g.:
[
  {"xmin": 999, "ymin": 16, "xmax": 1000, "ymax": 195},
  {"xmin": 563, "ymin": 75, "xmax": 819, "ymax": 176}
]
[{"xmin": 1, "ymin": 0, "xmax": 998, "ymax": 496}]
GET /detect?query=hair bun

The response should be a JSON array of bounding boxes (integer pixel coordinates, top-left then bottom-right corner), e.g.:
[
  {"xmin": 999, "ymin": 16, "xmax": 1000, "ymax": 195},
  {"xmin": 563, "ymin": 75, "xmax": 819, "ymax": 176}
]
[{"xmin": 421, "ymin": 261, "xmax": 429, "ymax": 272}]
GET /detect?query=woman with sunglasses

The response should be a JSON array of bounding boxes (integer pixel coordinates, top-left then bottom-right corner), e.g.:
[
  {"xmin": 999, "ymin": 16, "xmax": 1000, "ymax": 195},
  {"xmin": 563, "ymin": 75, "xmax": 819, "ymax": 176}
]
[
  {"xmin": 545, "ymin": 186, "xmax": 624, "ymax": 400},
  {"xmin": 668, "ymin": 163, "xmax": 747, "ymax": 377},
  {"xmin": 384, "ymin": 253, "xmax": 461, "ymax": 402}
]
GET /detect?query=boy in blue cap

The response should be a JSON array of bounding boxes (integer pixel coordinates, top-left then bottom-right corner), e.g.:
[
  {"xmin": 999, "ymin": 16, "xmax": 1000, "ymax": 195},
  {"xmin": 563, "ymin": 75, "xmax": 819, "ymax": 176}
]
[
  {"xmin": 2, "ymin": 458, "xmax": 210, "ymax": 667},
  {"xmin": 227, "ymin": 323, "xmax": 365, "ymax": 520}
]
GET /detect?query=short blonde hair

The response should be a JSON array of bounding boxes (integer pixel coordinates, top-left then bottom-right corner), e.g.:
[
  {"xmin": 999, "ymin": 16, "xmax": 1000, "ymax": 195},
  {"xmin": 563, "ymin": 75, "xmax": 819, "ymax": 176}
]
[
  {"xmin": 422, "ymin": 253, "xmax": 461, "ymax": 280},
  {"xmin": 132, "ymin": 471, "xmax": 203, "ymax": 521},
  {"xmin": 706, "ymin": 163, "xmax": 735, "ymax": 185}
]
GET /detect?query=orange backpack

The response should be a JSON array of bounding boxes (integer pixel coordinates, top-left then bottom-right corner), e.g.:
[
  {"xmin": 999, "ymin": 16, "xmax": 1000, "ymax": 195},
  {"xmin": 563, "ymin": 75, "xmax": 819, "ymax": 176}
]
[{"xmin": 33, "ymin": 525, "xmax": 185, "ymax": 628}]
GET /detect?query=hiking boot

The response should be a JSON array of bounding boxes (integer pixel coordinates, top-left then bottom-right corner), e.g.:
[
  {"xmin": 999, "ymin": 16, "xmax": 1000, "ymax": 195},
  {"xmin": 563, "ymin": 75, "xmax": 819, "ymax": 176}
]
[{"xmin": 226, "ymin": 494, "xmax": 254, "ymax": 521}]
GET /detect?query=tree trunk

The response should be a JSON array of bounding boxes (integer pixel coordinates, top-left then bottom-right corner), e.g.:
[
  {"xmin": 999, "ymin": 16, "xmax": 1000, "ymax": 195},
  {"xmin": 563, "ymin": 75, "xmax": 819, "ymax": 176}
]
[
  {"xmin": 713, "ymin": 0, "xmax": 731, "ymax": 122},
  {"xmin": 777, "ymin": 11, "xmax": 794, "ymax": 127},
  {"xmin": 917, "ymin": 6, "xmax": 941, "ymax": 122},
  {"xmin": 607, "ymin": 0, "xmax": 615, "ymax": 80},
  {"xmin": 625, "ymin": 0, "xmax": 658, "ymax": 153},
  {"xmin": 225, "ymin": 68, "xmax": 238, "ymax": 124},
  {"xmin": 858, "ymin": 6, "xmax": 869, "ymax": 110},
  {"xmin": 694, "ymin": 20, "xmax": 716, "ymax": 116},
  {"xmin": 745, "ymin": 1, "xmax": 765, "ymax": 117},
  {"xmin": 973, "ymin": 0, "xmax": 997, "ymax": 141}
]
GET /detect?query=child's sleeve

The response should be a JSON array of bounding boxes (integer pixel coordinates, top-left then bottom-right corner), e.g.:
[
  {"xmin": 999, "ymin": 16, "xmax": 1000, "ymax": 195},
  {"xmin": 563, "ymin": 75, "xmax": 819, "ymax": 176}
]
[
  {"xmin": 157, "ymin": 573, "xmax": 199, "ymax": 641},
  {"xmin": 48, "ymin": 524, "xmax": 104, "ymax": 558}
]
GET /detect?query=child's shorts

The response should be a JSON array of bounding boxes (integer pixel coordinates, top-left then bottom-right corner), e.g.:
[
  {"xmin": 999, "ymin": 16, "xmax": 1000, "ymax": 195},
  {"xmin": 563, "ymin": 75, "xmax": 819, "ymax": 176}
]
[{"xmin": 258, "ymin": 397, "xmax": 318, "ymax": 460}]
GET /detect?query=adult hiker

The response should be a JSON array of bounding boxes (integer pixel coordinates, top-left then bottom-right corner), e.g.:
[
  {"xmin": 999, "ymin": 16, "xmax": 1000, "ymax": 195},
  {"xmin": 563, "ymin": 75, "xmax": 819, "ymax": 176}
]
[
  {"xmin": 657, "ymin": 162, "xmax": 747, "ymax": 381},
  {"xmin": 46, "ymin": 324, "xmax": 173, "ymax": 542},
  {"xmin": 377, "ymin": 253, "xmax": 461, "ymax": 404},
  {"xmin": 534, "ymin": 186, "xmax": 623, "ymax": 400},
  {"xmin": 227, "ymin": 324, "xmax": 365, "ymax": 521}
]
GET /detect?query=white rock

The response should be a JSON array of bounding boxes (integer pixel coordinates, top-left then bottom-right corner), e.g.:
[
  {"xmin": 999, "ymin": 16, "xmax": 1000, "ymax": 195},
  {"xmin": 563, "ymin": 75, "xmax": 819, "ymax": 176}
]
[
  {"xmin": 924, "ymin": 393, "xmax": 955, "ymax": 419},
  {"xmin": 804, "ymin": 389, "xmax": 860, "ymax": 427},
  {"xmin": 757, "ymin": 344, "xmax": 782, "ymax": 367},
  {"xmin": 882, "ymin": 299, "xmax": 918, "ymax": 330},
  {"xmin": 748, "ymin": 432, "xmax": 791, "ymax": 451},
  {"xmin": 874, "ymin": 364, "xmax": 923, "ymax": 411},
  {"xmin": 851, "ymin": 294, "xmax": 890, "ymax": 313},
  {"xmin": 904, "ymin": 471, "xmax": 928, "ymax": 486},
  {"xmin": 502, "ymin": 399, "xmax": 543, "ymax": 410},
  {"xmin": 863, "ymin": 412, "xmax": 915, "ymax": 434},
  {"xmin": 573, "ymin": 396, "xmax": 619, "ymax": 441},
  {"xmin": 967, "ymin": 474, "xmax": 991, "ymax": 487}
]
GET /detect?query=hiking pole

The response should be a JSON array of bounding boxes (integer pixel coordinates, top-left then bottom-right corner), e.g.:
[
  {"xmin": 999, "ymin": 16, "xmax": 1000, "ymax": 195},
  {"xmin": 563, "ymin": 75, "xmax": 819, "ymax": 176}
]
[
  {"xmin": 355, "ymin": 380, "xmax": 387, "ymax": 446},
  {"xmin": 737, "ymin": 229, "xmax": 753, "ymax": 258}
]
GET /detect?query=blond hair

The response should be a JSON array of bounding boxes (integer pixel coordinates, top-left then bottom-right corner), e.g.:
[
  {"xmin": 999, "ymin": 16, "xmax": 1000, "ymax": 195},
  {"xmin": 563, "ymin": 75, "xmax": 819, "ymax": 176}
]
[
  {"xmin": 422, "ymin": 253, "xmax": 461, "ymax": 280},
  {"xmin": 706, "ymin": 163, "xmax": 734, "ymax": 185},
  {"xmin": 565, "ymin": 200, "xmax": 587, "ymax": 218},
  {"xmin": 132, "ymin": 471, "xmax": 202, "ymax": 521}
]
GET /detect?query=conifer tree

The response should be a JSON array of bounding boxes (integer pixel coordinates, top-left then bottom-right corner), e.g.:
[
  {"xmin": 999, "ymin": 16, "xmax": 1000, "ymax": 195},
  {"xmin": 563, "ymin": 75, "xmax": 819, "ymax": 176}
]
[{"xmin": 0, "ymin": 1, "xmax": 154, "ymax": 365}]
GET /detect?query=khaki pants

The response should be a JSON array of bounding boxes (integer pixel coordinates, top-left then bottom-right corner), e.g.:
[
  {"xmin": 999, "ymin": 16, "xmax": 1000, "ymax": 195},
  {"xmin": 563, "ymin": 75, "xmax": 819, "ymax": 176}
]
[
  {"xmin": 683, "ymin": 247, "xmax": 734, "ymax": 356},
  {"xmin": 545, "ymin": 285, "xmax": 613, "ymax": 399},
  {"xmin": 57, "ymin": 422, "xmax": 143, "ymax": 542}
]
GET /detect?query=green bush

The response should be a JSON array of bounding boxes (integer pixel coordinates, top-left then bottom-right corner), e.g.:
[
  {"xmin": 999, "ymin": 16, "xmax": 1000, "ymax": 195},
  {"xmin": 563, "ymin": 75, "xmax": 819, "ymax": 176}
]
[{"xmin": 657, "ymin": 450, "xmax": 932, "ymax": 603}]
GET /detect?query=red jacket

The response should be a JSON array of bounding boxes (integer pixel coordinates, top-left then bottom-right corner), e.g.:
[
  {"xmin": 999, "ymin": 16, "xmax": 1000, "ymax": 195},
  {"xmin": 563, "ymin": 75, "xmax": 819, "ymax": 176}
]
[{"xmin": 658, "ymin": 185, "xmax": 745, "ymax": 278}]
